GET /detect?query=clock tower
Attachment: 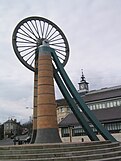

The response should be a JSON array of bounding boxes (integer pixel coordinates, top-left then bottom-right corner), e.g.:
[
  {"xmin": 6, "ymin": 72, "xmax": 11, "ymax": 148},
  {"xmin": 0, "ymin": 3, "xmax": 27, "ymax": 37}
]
[{"xmin": 78, "ymin": 69, "xmax": 89, "ymax": 94}]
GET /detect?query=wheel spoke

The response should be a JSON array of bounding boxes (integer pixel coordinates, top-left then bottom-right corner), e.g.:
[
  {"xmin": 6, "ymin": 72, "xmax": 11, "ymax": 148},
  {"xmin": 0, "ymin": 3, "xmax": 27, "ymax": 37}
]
[
  {"xmin": 19, "ymin": 46, "xmax": 35, "ymax": 53},
  {"xmin": 50, "ymin": 44, "xmax": 66, "ymax": 48},
  {"xmin": 49, "ymin": 33, "xmax": 61, "ymax": 42},
  {"xmin": 56, "ymin": 50, "xmax": 66, "ymax": 57},
  {"xmin": 47, "ymin": 29, "xmax": 57, "ymax": 40},
  {"xmin": 35, "ymin": 20, "xmax": 41, "ymax": 39},
  {"xmin": 57, "ymin": 55, "xmax": 65, "ymax": 61},
  {"xmin": 30, "ymin": 20, "xmax": 40, "ymax": 39},
  {"xmin": 49, "ymin": 42, "xmax": 64, "ymax": 45},
  {"xmin": 23, "ymin": 23, "xmax": 38, "ymax": 40},
  {"xmin": 17, "ymin": 40, "xmax": 36, "ymax": 44},
  {"xmin": 19, "ymin": 27, "xmax": 37, "ymax": 42},
  {"xmin": 39, "ymin": 21, "xmax": 43, "ymax": 38},
  {"xmin": 55, "ymin": 48, "xmax": 66, "ymax": 53},
  {"xmin": 26, "ymin": 52, "xmax": 35, "ymax": 62},
  {"xmin": 45, "ymin": 23, "xmax": 49, "ymax": 38},
  {"xmin": 17, "ymin": 45, "xmax": 36, "ymax": 48},
  {"xmin": 22, "ymin": 48, "xmax": 36, "ymax": 58},
  {"xmin": 42, "ymin": 22, "xmax": 45, "ymax": 38},
  {"xmin": 45, "ymin": 26, "xmax": 53, "ymax": 39},
  {"xmin": 18, "ymin": 31, "xmax": 36, "ymax": 42},
  {"xmin": 26, "ymin": 22, "xmax": 39, "ymax": 40},
  {"xmin": 49, "ymin": 37, "xmax": 63, "ymax": 43},
  {"xmin": 30, "ymin": 56, "xmax": 35, "ymax": 66},
  {"xmin": 16, "ymin": 35, "xmax": 36, "ymax": 44}
]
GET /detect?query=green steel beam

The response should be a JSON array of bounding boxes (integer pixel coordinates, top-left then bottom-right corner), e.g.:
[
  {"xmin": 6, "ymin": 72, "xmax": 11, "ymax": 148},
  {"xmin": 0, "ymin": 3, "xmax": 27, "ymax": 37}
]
[
  {"xmin": 54, "ymin": 69, "xmax": 99, "ymax": 141},
  {"xmin": 52, "ymin": 53, "xmax": 116, "ymax": 142},
  {"xmin": 39, "ymin": 46, "xmax": 117, "ymax": 142}
]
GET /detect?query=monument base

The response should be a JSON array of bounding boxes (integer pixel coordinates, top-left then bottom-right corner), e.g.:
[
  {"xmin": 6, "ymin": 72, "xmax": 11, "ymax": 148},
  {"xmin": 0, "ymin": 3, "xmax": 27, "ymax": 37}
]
[{"xmin": 34, "ymin": 128, "xmax": 62, "ymax": 143}]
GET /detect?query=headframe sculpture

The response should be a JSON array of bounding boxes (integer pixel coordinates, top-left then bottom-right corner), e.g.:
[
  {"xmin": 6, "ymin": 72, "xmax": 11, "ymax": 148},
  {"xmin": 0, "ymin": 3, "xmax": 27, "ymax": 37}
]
[{"xmin": 12, "ymin": 16, "xmax": 116, "ymax": 143}]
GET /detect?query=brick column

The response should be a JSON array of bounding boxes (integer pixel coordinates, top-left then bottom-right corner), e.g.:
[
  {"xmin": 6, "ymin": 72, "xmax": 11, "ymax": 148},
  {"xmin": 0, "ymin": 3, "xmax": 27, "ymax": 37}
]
[
  {"xmin": 31, "ymin": 69, "xmax": 38, "ymax": 143},
  {"xmin": 30, "ymin": 53, "xmax": 38, "ymax": 144},
  {"xmin": 34, "ymin": 47, "xmax": 61, "ymax": 143}
]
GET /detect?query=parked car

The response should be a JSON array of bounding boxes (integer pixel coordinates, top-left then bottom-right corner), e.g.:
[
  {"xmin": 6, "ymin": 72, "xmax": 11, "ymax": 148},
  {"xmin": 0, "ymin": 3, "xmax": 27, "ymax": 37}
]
[{"xmin": 24, "ymin": 136, "xmax": 31, "ymax": 144}]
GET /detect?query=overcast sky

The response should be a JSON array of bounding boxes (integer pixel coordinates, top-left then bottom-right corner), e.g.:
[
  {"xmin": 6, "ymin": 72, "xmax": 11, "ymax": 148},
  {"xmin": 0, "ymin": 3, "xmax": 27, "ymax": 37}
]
[{"xmin": 0, "ymin": 0, "xmax": 121, "ymax": 124}]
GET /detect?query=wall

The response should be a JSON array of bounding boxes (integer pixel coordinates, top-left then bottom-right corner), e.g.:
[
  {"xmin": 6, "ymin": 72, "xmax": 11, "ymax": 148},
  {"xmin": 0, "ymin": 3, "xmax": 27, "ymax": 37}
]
[{"xmin": 60, "ymin": 133, "xmax": 121, "ymax": 142}]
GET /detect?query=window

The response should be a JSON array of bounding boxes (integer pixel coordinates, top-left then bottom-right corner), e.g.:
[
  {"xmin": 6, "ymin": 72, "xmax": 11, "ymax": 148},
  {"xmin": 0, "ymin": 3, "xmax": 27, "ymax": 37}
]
[
  {"xmin": 98, "ymin": 104, "xmax": 102, "ymax": 109},
  {"xmin": 85, "ymin": 98, "xmax": 121, "ymax": 111},
  {"xmin": 107, "ymin": 102, "xmax": 110, "ymax": 108},
  {"xmin": 61, "ymin": 128, "xmax": 69, "ymax": 137},
  {"xmin": 96, "ymin": 104, "xmax": 98, "ymax": 109},
  {"xmin": 113, "ymin": 101, "xmax": 117, "ymax": 107},
  {"xmin": 89, "ymin": 105, "xmax": 93, "ymax": 110},
  {"xmin": 67, "ymin": 107, "xmax": 71, "ymax": 112},
  {"xmin": 104, "ymin": 122, "xmax": 121, "ymax": 132},
  {"xmin": 102, "ymin": 103, "xmax": 105, "ymax": 108},
  {"xmin": 92, "ymin": 104, "xmax": 96, "ymax": 110},
  {"xmin": 110, "ymin": 102, "xmax": 113, "ymax": 107},
  {"xmin": 117, "ymin": 100, "xmax": 121, "ymax": 106},
  {"xmin": 60, "ymin": 107, "xmax": 64, "ymax": 112},
  {"xmin": 73, "ymin": 128, "xmax": 85, "ymax": 136}
]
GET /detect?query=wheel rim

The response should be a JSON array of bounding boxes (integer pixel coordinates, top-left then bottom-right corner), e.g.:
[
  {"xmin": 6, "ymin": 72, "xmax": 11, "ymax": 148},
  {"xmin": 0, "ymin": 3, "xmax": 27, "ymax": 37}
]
[{"xmin": 12, "ymin": 16, "xmax": 69, "ymax": 72}]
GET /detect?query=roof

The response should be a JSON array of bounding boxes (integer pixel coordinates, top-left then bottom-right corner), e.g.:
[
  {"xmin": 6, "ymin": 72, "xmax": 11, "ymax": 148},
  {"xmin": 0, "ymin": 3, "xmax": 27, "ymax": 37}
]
[
  {"xmin": 56, "ymin": 98, "xmax": 67, "ymax": 106},
  {"xmin": 83, "ymin": 85, "xmax": 121, "ymax": 102},
  {"xmin": 59, "ymin": 107, "xmax": 121, "ymax": 127},
  {"xmin": 3, "ymin": 119, "xmax": 20, "ymax": 125},
  {"xmin": 56, "ymin": 85, "xmax": 121, "ymax": 105}
]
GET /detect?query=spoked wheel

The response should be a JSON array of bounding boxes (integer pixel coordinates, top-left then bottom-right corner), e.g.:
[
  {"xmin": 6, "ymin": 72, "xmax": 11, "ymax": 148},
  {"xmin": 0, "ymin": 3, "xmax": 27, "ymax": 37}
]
[{"xmin": 12, "ymin": 16, "xmax": 69, "ymax": 72}]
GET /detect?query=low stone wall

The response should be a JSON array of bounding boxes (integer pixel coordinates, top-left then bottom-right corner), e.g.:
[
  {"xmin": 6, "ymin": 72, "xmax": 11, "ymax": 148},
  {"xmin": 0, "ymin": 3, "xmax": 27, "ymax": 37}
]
[{"xmin": 61, "ymin": 133, "xmax": 121, "ymax": 143}]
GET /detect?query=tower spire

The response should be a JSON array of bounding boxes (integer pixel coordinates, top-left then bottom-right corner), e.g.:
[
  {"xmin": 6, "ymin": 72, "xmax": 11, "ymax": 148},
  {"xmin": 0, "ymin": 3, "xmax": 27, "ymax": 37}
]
[
  {"xmin": 78, "ymin": 69, "xmax": 89, "ymax": 93},
  {"xmin": 81, "ymin": 69, "xmax": 85, "ymax": 82}
]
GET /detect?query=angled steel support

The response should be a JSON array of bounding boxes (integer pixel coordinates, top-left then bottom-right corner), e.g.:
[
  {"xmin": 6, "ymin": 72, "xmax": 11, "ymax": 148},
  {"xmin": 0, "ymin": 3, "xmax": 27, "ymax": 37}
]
[
  {"xmin": 39, "ymin": 46, "xmax": 117, "ymax": 142},
  {"xmin": 52, "ymin": 51, "xmax": 116, "ymax": 142},
  {"xmin": 54, "ymin": 69, "xmax": 99, "ymax": 141}
]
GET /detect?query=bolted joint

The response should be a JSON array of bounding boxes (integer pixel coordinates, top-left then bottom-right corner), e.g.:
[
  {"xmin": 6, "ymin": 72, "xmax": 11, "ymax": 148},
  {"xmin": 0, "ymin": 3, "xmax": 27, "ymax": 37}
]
[{"xmin": 42, "ymin": 39, "xmax": 49, "ymax": 46}]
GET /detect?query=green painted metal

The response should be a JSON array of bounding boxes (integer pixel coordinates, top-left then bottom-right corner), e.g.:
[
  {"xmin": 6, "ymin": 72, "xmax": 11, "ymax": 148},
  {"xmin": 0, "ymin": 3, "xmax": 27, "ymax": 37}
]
[
  {"xmin": 54, "ymin": 69, "xmax": 99, "ymax": 141},
  {"xmin": 39, "ymin": 45, "xmax": 117, "ymax": 142}
]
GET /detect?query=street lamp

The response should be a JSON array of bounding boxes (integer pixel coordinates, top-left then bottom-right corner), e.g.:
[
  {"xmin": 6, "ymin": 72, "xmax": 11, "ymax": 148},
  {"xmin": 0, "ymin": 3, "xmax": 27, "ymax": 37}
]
[{"xmin": 68, "ymin": 125, "xmax": 74, "ymax": 142}]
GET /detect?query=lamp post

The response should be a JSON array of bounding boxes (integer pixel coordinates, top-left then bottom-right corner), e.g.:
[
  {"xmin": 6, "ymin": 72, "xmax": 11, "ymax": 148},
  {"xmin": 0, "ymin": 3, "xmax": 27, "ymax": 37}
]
[
  {"xmin": 25, "ymin": 107, "xmax": 33, "ymax": 135},
  {"xmin": 68, "ymin": 125, "xmax": 74, "ymax": 142}
]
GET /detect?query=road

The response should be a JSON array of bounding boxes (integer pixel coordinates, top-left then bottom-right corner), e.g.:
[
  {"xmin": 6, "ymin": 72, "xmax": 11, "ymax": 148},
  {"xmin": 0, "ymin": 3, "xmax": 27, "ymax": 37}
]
[{"xmin": 0, "ymin": 134, "xmax": 29, "ymax": 146}]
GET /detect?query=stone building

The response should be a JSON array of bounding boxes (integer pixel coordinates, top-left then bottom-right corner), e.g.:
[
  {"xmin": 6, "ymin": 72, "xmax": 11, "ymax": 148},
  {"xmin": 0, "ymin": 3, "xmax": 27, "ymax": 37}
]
[
  {"xmin": 56, "ymin": 71, "xmax": 121, "ymax": 142},
  {"xmin": 3, "ymin": 119, "xmax": 22, "ymax": 138},
  {"xmin": 0, "ymin": 124, "xmax": 4, "ymax": 140}
]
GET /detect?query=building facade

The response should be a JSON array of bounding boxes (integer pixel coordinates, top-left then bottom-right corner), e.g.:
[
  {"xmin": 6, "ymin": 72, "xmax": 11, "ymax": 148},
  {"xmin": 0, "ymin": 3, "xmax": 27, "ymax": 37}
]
[
  {"xmin": 0, "ymin": 124, "xmax": 4, "ymax": 140},
  {"xmin": 56, "ymin": 72, "xmax": 121, "ymax": 142},
  {"xmin": 3, "ymin": 119, "xmax": 22, "ymax": 138}
]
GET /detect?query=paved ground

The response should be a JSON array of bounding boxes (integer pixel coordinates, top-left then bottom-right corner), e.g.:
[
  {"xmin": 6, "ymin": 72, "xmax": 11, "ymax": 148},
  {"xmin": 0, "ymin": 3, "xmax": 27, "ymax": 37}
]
[
  {"xmin": 0, "ymin": 138, "xmax": 13, "ymax": 146},
  {"xmin": 0, "ymin": 134, "xmax": 29, "ymax": 146}
]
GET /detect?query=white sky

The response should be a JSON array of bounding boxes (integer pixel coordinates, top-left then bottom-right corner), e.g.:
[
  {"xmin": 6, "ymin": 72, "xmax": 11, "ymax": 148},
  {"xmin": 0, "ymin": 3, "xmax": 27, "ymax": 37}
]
[{"xmin": 0, "ymin": 0, "xmax": 121, "ymax": 123}]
